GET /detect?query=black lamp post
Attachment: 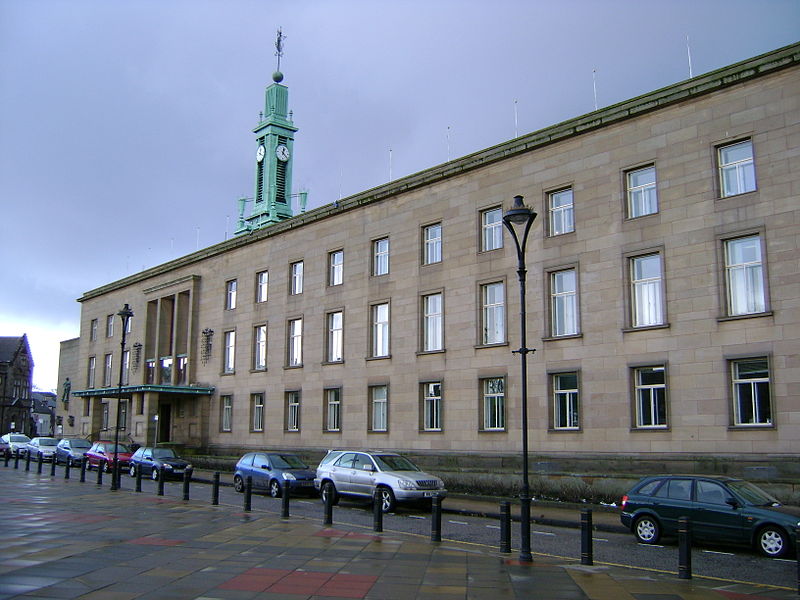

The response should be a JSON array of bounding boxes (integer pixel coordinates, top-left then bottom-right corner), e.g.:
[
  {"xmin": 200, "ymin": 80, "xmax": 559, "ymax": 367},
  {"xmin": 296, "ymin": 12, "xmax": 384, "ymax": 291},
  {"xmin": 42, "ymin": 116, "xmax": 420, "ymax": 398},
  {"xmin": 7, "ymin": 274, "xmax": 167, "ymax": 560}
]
[
  {"xmin": 502, "ymin": 195, "xmax": 537, "ymax": 563},
  {"xmin": 111, "ymin": 303, "xmax": 134, "ymax": 491}
]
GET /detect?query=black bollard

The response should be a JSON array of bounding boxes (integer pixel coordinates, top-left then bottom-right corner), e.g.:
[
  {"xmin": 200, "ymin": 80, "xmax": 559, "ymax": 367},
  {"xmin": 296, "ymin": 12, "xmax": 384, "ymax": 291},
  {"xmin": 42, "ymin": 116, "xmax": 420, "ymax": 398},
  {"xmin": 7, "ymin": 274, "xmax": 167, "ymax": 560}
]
[
  {"xmin": 678, "ymin": 516, "xmax": 692, "ymax": 580},
  {"xmin": 25, "ymin": 451, "xmax": 31, "ymax": 472},
  {"xmin": 96, "ymin": 462, "xmax": 103, "ymax": 486},
  {"xmin": 431, "ymin": 495, "xmax": 442, "ymax": 542},
  {"xmin": 36, "ymin": 452, "xmax": 43, "ymax": 474},
  {"xmin": 14, "ymin": 449, "xmax": 20, "ymax": 469},
  {"xmin": 244, "ymin": 476, "xmax": 252, "ymax": 512},
  {"xmin": 3, "ymin": 450, "xmax": 9, "ymax": 467},
  {"xmin": 182, "ymin": 468, "xmax": 191, "ymax": 501},
  {"xmin": 64, "ymin": 458, "xmax": 70, "ymax": 480},
  {"xmin": 212, "ymin": 472, "xmax": 220, "ymax": 505},
  {"xmin": 157, "ymin": 466, "xmax": 166, "ymax": 496},
  {"xmin": 135, "ymin": 465, "xmax": 142, "ymax": 492},
  {"xmin": 373, "ymin": 490, "xmax": 383, "ymax": 533},
  {"xmin": 80, "ymin": 457, "xmax": 87, "ymax": 482},
  {"xmin": 323, "ymin": 486, "xmax": 333, "ymax": 526},
  {"xmin": 499, "ymin": 501, "xmax": 511, "ymax": 553},
  {"xmin": 281, "ymin": 479, "xmax": 290, "ymax": 519},
  {"xmin": 50, "ymin": 456, "xmax": 57, "ymax": 476},
  {"xmin": 113, "ymin": 460, "xmax": 121, "ymax": 491},
  {"xmin": 795, "ymin": 525, "xmax": 799, "ymax": 595},
  {"xmin": 581, "ymin": 508, "xmax": 593, "ymax": 565}
]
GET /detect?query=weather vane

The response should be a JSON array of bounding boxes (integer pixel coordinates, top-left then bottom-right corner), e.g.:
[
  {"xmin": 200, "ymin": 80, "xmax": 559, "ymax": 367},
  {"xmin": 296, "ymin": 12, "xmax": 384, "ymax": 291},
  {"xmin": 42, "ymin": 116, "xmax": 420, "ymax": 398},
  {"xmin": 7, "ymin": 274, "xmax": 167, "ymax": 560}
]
[{"xmin": 275, "ymin": 28, "xmax": 285, "ymax": 73}]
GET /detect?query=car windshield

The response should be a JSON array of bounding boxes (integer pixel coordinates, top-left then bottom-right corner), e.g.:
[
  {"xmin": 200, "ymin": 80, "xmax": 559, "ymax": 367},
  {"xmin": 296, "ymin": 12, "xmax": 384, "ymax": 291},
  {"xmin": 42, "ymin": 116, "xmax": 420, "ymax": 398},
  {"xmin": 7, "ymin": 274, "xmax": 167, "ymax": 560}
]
[
  {"xmin": 373, "ymin": 454, "xmax": 420, "ymax": 472},
  {"xmin": 10, "ymin": 435, "xmax": 30, "ymax": 442},
  {"xmin": 270, "ymin": 454, "xmax": 308, "ymax": 469},
  {"xmin": 152, "ymin": 448, "xmax": 177, "ymax": 459},
  {"xmin": 728, "ymin": 480, "xmax": 781, "ymax": 506},
  {"xmin": 71, "ymin": 440, "xmax": 91, "ymax": 449},
  {"xmin": 37, "ymin": 438, "xmax": 58, "ymax": 446}
]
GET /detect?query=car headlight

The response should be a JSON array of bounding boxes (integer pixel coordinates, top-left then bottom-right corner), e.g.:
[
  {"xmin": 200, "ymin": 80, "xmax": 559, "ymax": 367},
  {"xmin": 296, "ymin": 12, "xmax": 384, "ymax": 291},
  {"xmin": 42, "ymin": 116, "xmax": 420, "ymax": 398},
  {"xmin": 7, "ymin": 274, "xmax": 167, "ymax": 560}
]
[
  {"xmin": 163, "ymin": 464, "xmax": 173, "ymax": 470},
  {"xmin": 186, "ymin": 464, "xmax": 193, "ymax": 470},
  {"xmin": 397, "ymin": 479, "xmax": 417, "ymax": 490},
  {"xmin": 282, "ymin": 472, "xmax": 296, "ymax": 481}
]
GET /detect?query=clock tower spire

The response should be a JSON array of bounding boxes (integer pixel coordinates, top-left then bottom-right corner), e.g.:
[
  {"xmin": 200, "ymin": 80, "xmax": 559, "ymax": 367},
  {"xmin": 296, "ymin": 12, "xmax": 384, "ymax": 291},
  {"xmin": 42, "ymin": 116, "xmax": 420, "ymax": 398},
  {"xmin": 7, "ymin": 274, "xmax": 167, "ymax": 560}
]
[{"xmin": 235, "ymin": 28, "xmax": 298, "ymax": 234}]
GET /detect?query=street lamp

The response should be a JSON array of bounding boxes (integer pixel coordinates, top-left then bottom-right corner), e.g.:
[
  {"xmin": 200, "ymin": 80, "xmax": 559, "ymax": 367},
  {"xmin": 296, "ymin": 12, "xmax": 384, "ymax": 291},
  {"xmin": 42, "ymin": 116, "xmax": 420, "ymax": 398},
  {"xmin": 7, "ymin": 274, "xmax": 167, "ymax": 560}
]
[
  {"xmin": 111, "ymin": 303, "xmax": 134, "ymax": 491},
  {"xmin": 502, "ymin": 194, "xmax": 537, "ymax": 563}
]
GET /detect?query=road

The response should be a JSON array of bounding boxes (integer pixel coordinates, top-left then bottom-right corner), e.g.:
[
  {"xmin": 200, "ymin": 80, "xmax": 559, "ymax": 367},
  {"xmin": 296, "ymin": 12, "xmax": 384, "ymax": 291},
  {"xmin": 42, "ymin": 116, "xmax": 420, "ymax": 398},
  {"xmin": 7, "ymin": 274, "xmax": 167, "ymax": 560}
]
[{"xmin": 118, "ymin": 473, "xmax": 796, "ymax": 591}]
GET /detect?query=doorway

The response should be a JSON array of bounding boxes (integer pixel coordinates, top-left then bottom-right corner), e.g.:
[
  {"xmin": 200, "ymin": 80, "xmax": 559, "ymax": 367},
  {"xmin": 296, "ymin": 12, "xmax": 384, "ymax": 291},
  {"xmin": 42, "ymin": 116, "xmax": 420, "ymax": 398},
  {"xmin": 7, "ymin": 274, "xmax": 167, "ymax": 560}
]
[{"xmin": 158, "ymin": 403, "xmax": 171, "ymax": 443}]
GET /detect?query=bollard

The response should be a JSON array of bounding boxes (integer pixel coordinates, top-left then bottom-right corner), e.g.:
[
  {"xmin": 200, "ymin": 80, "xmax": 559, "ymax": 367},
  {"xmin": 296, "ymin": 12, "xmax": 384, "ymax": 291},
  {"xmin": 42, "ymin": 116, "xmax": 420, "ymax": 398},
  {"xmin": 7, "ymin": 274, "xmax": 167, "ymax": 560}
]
[
  {"xmin": 4, "ymin": 450, "xmax": 9, "ymax": 467},
  {"xmin": 96, "ymin": 462, "xmax": 103, "ymax": 485},
  {"xmin": 25, "ymin": 451, "xmax": 31, "ymax": 472},
  {"xmin": 372, "ymin": 490, "xmax": 383, "ymax": 533},
  {"xmin": 281, "ymin": 479, "xmax": 290, "ymax": 519},
  {"xmin": 431, "ymin": 495, "xmax": 442, "ymax": 542},
  {"xmin": 212, "ymin": 472, "xmax": 220, "ymax": 506},
  {"xmin": 244, "ymin": 476, "xmax": 252, "ymax": 512},
  {"xmin": 157, "ymin": 466, "xmax": 166, "ymax": 496},
  {"xmin": 64, "ymin": 458, "xmax": 70, "ymax": 480},
  {"xmin": 115, "ymin": 460, "xmax": 122, "ymax": 491},
  {"xmin": 499, "ymin": 501, "xmax": 511, "ymax": 553},
  {"xmin": 796, "ymin": 525, "xmax": 799, "ymax": 596},
  {"xmin": 323, "ymin": 485, "xmax": 333, "ymax": 526},
  {"xmin": 80, "ymin": 457, "xmax": 87, "ymax": 483},
  {"xmin": 14, "ymin": 449, "xmax": 20, "ymax": 469},
  {"xmin": 182, "ymin": 468, "xmax": 191, "ymax": 501},
  {"xmin": 36, "ymin": 452, "xmax": 43, "ymax": 474},
  {"xmin": 581, "ymin": 508, "xmax": 593, "ymax": 566},
  {"xmin": 135, "ymin": 464, "xmax": 142, "ymax": 492},
  {"xmin": 50, "ymin": 456, "xmax": 56, "ymax": 477},
  {"xmin": 678, "ymin": 516, "xmax": 692, "ymax": 580}
]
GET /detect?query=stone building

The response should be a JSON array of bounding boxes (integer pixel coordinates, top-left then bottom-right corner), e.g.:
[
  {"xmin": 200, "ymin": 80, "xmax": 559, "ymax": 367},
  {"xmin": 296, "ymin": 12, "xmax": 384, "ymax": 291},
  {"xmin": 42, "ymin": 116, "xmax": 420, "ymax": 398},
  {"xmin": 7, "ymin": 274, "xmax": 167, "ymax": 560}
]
[
  {"xmin": 0, "ymin": 334, "xmax": 34, "ymax": 435},
  {"xmin": 58, "ymin": 42, "xmax": 799, "ymax": 473}
]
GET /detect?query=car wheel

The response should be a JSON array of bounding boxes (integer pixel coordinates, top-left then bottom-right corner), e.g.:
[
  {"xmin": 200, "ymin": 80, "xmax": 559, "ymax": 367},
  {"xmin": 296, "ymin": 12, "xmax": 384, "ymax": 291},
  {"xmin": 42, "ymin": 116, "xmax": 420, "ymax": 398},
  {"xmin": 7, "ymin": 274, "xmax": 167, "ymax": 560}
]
[
  {"xmin": 377, "ymin": 486, "xmax": 396, "ymax": 513},
  {"xmin": 102, "ymin": 461, "xmax": 111, "ymax": 473},
  {"xmin": 321, "ymin": 481, "xmax": 339, "ymax": 506},
  {"xmin": 269, "ymin": 479, "xmax": 282, "ymax": 498},
  {"xmin": 129, "ymin": 465, "xmax": 136, "ymax": 477},
  {"xmin": 233, "ymin": 475, "xmax": 244, "ymax": 493},
  {"xmin": 757, "ymin": 526, "xmax": 788, "ymax": 558},
  {"xmin": 634, "ymin": 515, "xmax": 661, "ymax": 544},
  {"xmin": 151, "ymin": 468, "xmax": 160, "ymax": 481}
]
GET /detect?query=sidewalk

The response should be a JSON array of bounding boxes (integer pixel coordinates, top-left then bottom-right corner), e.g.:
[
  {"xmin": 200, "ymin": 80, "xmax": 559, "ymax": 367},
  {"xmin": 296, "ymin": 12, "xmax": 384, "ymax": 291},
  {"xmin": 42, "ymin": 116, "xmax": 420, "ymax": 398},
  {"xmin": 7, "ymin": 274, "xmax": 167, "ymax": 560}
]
[{"xmin": 0, "ymin": 468, "xmax": 795, "ymax": 599}]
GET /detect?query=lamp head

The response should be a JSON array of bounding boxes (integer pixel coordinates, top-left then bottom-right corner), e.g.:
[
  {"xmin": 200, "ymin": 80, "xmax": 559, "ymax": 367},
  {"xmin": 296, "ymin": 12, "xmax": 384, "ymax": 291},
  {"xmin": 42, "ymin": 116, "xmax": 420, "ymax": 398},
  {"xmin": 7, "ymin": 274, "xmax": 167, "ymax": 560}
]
[
  {"xmin": 503, "ymin": 195, "xmax": 537, "ymax": 226},
  {"xmin": 117, "ymin": 303, "xmax": 134, "ymax": 321}
]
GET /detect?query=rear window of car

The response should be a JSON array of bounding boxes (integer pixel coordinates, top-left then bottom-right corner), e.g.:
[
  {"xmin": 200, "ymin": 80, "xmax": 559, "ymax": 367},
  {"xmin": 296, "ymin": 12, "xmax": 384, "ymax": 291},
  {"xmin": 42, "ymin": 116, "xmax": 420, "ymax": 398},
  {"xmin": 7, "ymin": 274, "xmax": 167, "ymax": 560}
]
[{"xmin": 635, "ymin": 479, "xmax": 664, "ymax": 495}]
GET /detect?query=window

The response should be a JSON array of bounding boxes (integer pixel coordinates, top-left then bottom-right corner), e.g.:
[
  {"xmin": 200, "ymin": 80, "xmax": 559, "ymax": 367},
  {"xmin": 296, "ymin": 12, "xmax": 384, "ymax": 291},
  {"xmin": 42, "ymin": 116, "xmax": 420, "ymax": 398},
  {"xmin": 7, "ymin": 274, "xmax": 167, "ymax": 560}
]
[
  {"xmin": 481, "ymin": 282, "xmax": 505, "ymax": 345},
  {"xmin": 422, "ymin": 293, "xmax": 443, "ymax": 352},
  {"xmin": 221, "ymin": 395, "xmax": 233, "ymax": 432},
  {"xmin": 176, "ymin": 356, "xmax": 187, "ymax": 385},
  {"xmin": 87, "ymin": 356, "xmax": 96, "ymax": 388},
  {"xmin": 122, "ymin": 350, "xmax": 130, "ymax": 386},
  {"xmin": 719, "ymin": 140, "xmax": 755, "ymax": 197},
  {"xmin": 370, "ymin": 385, "xmax": 388, "ymax": 432},
  {"xmin": 422, "ymin": 382, "xmax": 441, "ymax": 431},
  {"xmin": 552, "ymin": 373, "xmax": 579, "ymax": 430},
  {"xmin": 634, "ymin": 366, "xmax": 667, "ymax": 428},
  {"xmin": 161, "ymin": 357, "xmax": 173, "ymax": 384},
  {"xmin": 103, "ymin": 354, "xmax": 113, "ymax": 387},
  {"xmin": 325, "ymin": 388, "xmax": 341, "ymax": 432},
  {"xmin": 90, "ymin": 319, "xmax": 98, "ymax": 342},
  {"xmin": 423, "ymin": 223, "xmax": 442, "ymax": 264},
  {"xmin": 256, "ymin": 270, "xmax": 269, "ymax": 303},
  {"xmin": 725, "ymin": 235, "xmax": 766, "ymax": 316},
  {"xmin": 145, "ymin": 360, "xmax": 155, "ymax": 384},
  {"xmin": 251, "ymin": 393, "xmax": 264, "ymax": 432},
  {"xmin": 253, "ymin": 325, "xmax": 267, "ymax": 370},
  {"xmin": 630, "ymin": 254, "xmax": 664, "ymax": 327},
  {"xmin": 290, "ymin": 261, "xmax": 304, "ymax": 295},
  {"xmin": 329, "ymin": 250, "xmax": 343, "ymax": 286},
  {"xmin": 326, "ymin": 311, "xmax": 343, "ymax": 362},
  {"xmin": 481, "ymin": 207, "xmax": 503, "ymax": 251},
  {"xmin": 548, "ymin": 188, "xmax": 574, "ymax": 235},
  {"xmin": 223, "ymin": 330, "xmax": 235, "ymax": 374},
  {"xmin": 483, "ymin": 377, "xmax": 505, "ymax": 430},
  {"xmin": 550, "ymin": 269, "xmax": 578, "ymax": 336},
  {"xmin": 284, "ymin": 318, "xmax": 303, "ymax": 367},
  {"xmin": 371, "ymin": 303, "xmax": 389, "ymax": 358},
  {"xmin": 373, "ymin": 238, "xmax": 389, "ymax": 276},
  {"xmin": 286, "ymin": 391, "xmax": 300, "ymax": 431},
  {"xmin": 731, "ymin": 358, "xmax": 771, "ymax": 426},
  {"xmin": 225, "ymin": 279, "xmax": 237, "ymax": 310},
  {"xmin": 106, "ymin": 314, "xmax": 114, "ymax": 338},
  {"xmin": 626, "ymin": 166, "xmax": 657, "ymax": 218}
]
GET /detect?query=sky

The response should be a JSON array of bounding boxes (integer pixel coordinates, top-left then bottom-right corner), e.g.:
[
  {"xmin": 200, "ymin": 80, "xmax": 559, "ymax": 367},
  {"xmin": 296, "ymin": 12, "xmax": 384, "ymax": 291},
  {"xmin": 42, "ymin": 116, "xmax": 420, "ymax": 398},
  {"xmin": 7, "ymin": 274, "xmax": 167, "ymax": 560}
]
[{"xmin": 1, "ymin": 0, "xmax": 798, "ymax": 393}]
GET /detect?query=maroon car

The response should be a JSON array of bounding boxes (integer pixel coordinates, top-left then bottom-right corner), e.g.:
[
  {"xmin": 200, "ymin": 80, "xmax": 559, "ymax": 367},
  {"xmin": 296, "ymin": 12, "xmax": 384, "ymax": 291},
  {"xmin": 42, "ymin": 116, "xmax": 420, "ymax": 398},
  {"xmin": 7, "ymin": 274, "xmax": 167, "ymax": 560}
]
[{"xmin": 85, "ymin": 441, "xmax": 133, "ymax": 472}]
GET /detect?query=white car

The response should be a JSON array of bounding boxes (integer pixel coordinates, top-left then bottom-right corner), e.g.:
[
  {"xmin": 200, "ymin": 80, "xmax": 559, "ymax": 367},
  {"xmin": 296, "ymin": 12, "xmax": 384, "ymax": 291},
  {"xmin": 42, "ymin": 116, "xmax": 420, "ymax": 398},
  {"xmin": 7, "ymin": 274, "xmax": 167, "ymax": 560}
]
[
  {"xmin": 25, "ymin": 437, "xmax": 59, "ymax": 461},
  {"xmin": 315, "ymin": 450, "xmax": 446, "ymax": 513},
  {"xmin": 1, "ymin": 433, "xmax": 31, "ymax": 456}
]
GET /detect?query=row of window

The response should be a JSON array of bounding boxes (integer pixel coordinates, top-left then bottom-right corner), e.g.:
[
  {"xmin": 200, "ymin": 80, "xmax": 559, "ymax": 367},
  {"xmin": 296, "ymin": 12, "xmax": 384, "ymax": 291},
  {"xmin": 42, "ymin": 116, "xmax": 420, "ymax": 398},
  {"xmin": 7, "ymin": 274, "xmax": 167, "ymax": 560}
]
[
  {"xmin": 218, "ymin": 355, "xmax": 773, "ymax": 435},
  {"xmin": 88, "ymin": 313, "xmax": 132, "ymax": 342}
]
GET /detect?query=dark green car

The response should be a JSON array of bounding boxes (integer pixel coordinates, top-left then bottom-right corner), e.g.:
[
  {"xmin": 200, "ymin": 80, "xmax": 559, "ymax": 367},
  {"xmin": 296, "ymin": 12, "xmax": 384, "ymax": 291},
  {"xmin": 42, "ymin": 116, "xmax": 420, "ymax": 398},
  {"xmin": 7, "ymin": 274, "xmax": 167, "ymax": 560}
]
[{"xmin": 620, "ymin": 475, "xmax": 799, "ymax": 558}]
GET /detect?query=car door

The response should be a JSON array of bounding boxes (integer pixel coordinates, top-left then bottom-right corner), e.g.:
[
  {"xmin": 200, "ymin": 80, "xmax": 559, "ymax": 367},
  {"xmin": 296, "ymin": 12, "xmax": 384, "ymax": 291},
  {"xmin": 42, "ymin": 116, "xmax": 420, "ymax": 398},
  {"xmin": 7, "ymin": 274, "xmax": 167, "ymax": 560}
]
[
  {"xmin": 651, "ymin": 477, "xmax": 695, "ymax": 535},
  {"xmin": 349, "ymin": 453, "xmax": 377, "ymax": 497},
  {"xmin": 330, "ymin": 452, "xmax": 357, "ymax": 494},
  {"xmin": 251, "ymin": 453, "xmax": 271, "ymax": 489},
  {"xmin": 692, "ymin": 479, "xmax": 747, "ymax": 544}
]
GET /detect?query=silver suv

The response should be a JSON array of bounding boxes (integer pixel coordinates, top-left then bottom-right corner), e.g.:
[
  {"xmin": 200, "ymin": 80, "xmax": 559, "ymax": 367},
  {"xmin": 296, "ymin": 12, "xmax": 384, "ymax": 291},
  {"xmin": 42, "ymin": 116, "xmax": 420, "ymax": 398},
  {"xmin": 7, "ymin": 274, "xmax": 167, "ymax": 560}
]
[{"xmin": 315, "ymin": 449, "xmax": 446, "ymax": 513}]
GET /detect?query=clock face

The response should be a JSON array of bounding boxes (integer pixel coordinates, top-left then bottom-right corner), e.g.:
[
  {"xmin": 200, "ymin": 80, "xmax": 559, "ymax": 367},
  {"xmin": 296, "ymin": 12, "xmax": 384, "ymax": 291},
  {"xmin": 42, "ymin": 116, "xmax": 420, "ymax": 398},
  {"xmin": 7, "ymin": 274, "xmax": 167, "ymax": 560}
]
[
  {"xmin": 275, "ymin": 144, "xmax": 290, "ymax": 162},
  {"xmin": 256, "ymin": 145, "xmax": 266, "ymax": 162}
]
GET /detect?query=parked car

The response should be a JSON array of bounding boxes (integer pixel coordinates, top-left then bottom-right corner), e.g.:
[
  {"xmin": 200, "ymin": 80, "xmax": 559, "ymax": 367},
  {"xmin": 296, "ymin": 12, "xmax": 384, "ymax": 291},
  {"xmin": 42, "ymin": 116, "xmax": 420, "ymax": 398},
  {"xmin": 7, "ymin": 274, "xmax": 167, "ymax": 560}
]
[
  {"xmin": 55, "ymin": 437, "xmax": 93, "ymax": 466},
  {"xmin": 25, "ymin": 437, "xmax": 59, "ymax": 461},
  {"xmin": 84, "ymin": 441, "xmax": 133, "ymax": 472},
  {"xmin": 129, "ymin": 446, "xmax": 192, "ymax": 480},
  {"xmin": 315, "ymin": 450, "xmax": 447, "ymax": 513},
  {"xmin": 0, "ymin": 437, "xmax": 9, "ymax": 457},
  {"xmin": 620, "ymin": 475, "xmax": 800, "ymax": 558},
  {"xmin": 233, "ymin": 452, "xmax": 316, "ymax": 497},
  {"xmin": 0, "ymin": 433, "xmax": 31, "ymax": 456}
]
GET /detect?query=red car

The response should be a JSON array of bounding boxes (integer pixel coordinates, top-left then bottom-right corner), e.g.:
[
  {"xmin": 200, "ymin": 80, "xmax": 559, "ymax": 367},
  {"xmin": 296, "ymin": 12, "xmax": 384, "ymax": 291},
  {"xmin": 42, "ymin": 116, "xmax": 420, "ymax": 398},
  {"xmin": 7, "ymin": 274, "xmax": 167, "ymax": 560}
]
[{"xmin": 85, "ymin": 441, "xmax": 133, "ymax": 472}]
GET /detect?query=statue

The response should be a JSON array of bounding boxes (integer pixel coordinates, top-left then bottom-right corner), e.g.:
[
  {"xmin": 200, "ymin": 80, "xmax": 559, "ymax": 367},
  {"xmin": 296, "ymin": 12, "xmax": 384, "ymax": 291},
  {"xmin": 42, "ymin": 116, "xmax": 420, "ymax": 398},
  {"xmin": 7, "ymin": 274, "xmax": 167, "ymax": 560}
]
[{"xmin": 61, "ymin": 377, "xmax": 71, "ymax": 403}]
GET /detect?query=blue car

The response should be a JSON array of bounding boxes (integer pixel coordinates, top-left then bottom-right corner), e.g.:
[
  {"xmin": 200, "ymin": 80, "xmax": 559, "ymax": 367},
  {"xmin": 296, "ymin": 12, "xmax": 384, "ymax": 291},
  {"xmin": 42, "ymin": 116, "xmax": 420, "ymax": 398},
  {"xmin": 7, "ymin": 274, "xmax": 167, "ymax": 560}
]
[{"xmin": 233, "ymin": 452, "xmax": 316, "ymax": 498}]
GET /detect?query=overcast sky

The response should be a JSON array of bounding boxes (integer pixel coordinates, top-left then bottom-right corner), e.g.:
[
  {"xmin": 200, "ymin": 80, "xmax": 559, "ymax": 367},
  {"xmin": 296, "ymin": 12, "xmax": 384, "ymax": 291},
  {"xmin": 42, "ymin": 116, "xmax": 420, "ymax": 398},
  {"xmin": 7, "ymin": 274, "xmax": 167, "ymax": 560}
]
[{"xmin": 1, "ymin": 0, "xmax": 798, "ymax": 392}]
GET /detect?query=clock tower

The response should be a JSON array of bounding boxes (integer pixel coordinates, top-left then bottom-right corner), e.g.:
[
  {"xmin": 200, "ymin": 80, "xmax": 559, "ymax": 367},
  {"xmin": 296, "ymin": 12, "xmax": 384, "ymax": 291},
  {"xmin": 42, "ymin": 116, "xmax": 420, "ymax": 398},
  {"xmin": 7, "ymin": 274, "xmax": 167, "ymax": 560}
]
[{"xmin": 235, "ymin": 29, "xmax": 298, "ymax": 234}]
